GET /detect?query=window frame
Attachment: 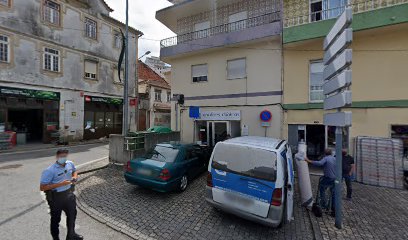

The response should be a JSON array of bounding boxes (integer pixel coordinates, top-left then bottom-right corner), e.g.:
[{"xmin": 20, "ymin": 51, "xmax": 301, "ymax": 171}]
[
  {"xmin": 154, "ymin": 89, "xmax": 162, "ymax": 102},
  {"xmin": 43, "ymin": 47, "xmax": 60, "ymax": 72},
  {"xmin": 227, "ymin": 57, "xmax": 247, "ymax": 80},
  {"xmin": 309, "ymin": 60, "xmax": 325, "ymax": 103},
  {"xmin": 0, "ymin": 34, "xmax": 10, "ymax": 63},
  {"xmin": 191, "ymin": 64, "xmax": 208, "ymax": 83},
  {"xmin": 0, "ymin": 0, "xmax": 11, "ymax": 8},
  {"xmin": 113, "ymin": 30, "xmax": 121, "ymax": 49},
  {"xmin": 84, "ymin": 59, "xmax": 98, "ymax": 80},
  {"xmin": 43, "ymin": 0, "xmax": 61, "ymax": 26},
  {"xmin": 85, "ymin": 17, "xmax": 97, "ymax": 40},
  {"xmin": 167, "ymin": 91, "xmax": 171, "ymax": 102}
]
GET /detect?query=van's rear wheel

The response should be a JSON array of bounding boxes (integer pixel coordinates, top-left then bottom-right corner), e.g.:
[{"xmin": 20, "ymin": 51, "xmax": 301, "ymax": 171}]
[{"xmin": 178, "ymin": 175, "xmax": 188, "ymax": 192}]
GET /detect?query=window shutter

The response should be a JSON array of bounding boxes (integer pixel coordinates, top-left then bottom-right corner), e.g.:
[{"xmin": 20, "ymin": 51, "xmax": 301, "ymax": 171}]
[
  {"xmin": 192, "ymin": 64, "xmax": 208, "ymax": 78},
  {"xmin": 227, "ymin": 58, "xmax": 246, "ymax": 79},
  {"xmin": 85, "ymin": 60, "xmax": 97, "ymax": 74}
]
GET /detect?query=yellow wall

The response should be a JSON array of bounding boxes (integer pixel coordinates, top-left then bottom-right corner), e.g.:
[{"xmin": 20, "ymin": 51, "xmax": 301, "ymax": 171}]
[
  {"xmin": 283, "ymin": 23, "xmax": 408, "ymax": 104},
  {"xmin": 167, "ymin": 38, "xmax": 284, "ymax": 142}
]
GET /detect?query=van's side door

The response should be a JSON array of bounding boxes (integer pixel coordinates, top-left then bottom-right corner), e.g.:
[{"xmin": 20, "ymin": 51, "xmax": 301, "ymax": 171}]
[{"xmin": 285, "ymin": 145, "xmax": 294, "ymax": 221}]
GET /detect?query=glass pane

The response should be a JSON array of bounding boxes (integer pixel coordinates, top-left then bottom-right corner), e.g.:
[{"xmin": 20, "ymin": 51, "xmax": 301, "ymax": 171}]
[
  {"xmin": 114, "ymin": 112, "xmax": 123, "ymax": 128},
  {"xmin": 105, "ymin": 112, "xmax": 114, "ymax": 128},
  {"xmin": 84, "ymin": 111, "xmax": 94, "ymax": 129},
  {"xmin": 212, "ymin": 143, "xmax": 278, "ymax": 182},
  {"xmin": 95, "ymin": 112, "xmax": 105, "ymax": 128},
  {"xmin": 228, "ymin": 58, "xmax": 246, "ymax": 79}
]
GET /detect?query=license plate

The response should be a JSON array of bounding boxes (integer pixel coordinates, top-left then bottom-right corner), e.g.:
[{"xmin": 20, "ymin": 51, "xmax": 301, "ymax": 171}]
[
  {"xmin": 136, "ymin": 168, "xmax": 152, "ymax": 176},
  {"xmin": 225, "ymin": 191, "xmax": 253, "ymax": 206}
]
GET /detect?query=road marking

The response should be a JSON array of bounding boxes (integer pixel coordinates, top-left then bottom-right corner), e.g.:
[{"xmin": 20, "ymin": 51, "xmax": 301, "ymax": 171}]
[{"xmin": 0, "ymin": 143, "xmax": 107, "ymax": 156}]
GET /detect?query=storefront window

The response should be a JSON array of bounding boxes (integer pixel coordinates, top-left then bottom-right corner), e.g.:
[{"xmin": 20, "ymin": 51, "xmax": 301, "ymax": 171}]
[
  {"xmin": 84, "ymin": 111, "xmax": 94, "ymax": 129},
  {"xmin": 95, "ymin": 112, "xmax": 105, "ymax": 128},
  {"xmin": 105, "ymin": 112, "xmax": 114, "ymax": 128},
  {"xmin": 114, "ymin": 112, "xmax": 123, "ymax": 129},
  {"xmin": 0, "ymin": 109, "xmax": 5, "ymax": 132},
  {"xmin": 391, "ymin": 125, "xmax": 408, "ymax": 159}
]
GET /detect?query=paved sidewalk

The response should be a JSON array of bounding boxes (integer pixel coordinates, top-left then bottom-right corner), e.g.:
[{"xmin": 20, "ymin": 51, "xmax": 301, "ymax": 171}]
[{"xmin": 76, "ymin": 166, "xmax": 408, "ymax": 240}]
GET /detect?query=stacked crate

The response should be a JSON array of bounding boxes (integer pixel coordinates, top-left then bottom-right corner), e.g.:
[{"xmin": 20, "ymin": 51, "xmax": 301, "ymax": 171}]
[{"xmin": 355, "ymin": 136, "xmax": 404, "ymax": 189}]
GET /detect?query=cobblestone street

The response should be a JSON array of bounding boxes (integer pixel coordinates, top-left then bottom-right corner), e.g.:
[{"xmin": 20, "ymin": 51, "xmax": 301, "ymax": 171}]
[{"xmin": 76, "ymin": 166, "xmax": 408, "ymax": 240}]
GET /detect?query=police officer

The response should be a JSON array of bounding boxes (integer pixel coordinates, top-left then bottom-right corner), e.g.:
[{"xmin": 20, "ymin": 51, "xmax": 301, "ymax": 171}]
[{"xmin": 40, "ymin": 149, "xmax": 83, "ymax": 240}]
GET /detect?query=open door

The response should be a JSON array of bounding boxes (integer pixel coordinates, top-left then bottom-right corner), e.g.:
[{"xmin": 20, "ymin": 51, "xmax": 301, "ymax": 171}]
[{"xmin": 286, "ymin": 145, "xmax": 295, "ymax": 221}]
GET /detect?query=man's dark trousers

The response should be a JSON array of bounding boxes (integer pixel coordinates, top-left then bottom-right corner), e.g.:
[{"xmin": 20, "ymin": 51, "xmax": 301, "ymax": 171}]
[
  {"xmin": 319, "ymin": 176, "xmax": 335, "ymax": 212},
  {"xmin": 47, "ymin": 190, "xmax": 77, "ymax": 240},
  {"xmin": 343, "ymin": 174, "xmax": 353, "ymax": 199}
]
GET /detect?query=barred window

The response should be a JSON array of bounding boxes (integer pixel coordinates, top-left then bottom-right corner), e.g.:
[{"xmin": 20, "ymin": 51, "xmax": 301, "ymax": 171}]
[
  {"xmin": 43, "ymin": 47, "xmax": 60, "ymax": 72},
  {"xmin": 85, "ymin": 18, "xmax": 97, "ymax": 39},
  {"xmin": 0, "ymin": 35, "xmax": 9, "ymax": 63},
  {"xmin": 43, "ymin": 0, "xmax": 60, "ymax": 25}
]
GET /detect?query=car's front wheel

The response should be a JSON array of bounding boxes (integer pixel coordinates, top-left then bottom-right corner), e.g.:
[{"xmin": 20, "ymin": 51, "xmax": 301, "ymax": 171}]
[{"xmin": 178, "ymin": 175, "xmax": 188, "ymax": 192}]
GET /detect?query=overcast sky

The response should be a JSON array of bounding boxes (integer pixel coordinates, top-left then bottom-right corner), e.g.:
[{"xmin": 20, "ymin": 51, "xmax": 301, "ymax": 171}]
[{"xmin": 105, "ymin": 0, "xmax": 175, "ymax": 61}]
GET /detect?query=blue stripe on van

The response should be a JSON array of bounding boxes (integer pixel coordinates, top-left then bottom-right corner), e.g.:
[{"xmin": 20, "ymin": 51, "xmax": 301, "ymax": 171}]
[{"xmin": 211, "ymin": 168, "xmax": 275, "ymax": 203}]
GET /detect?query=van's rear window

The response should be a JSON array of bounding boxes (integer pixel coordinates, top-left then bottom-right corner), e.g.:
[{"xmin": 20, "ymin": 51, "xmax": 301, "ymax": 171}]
[{"xmin": 211, "ymin": 143, "xmax": 277, "ymax": 182}]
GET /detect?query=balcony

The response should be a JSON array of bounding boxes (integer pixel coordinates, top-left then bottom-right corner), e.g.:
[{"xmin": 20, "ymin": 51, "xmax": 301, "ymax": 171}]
[
  {"xmin": 283, "ymin": 0, "xmax": 408, "ymax": 43},
  {"xmin": 160, "ymin": 11, "xmax": 281, "ymax": 58},
  {"xmin": 284, "ymin": 0, "xmax": 408, "ymax": 27}
]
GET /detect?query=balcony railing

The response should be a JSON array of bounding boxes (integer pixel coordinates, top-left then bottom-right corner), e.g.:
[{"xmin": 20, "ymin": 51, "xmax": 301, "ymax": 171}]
[
  {"xmin": 284, "ymin": 0, "xmax": 408, "ymax": 28},
  {"xmin": 160, "ymin": 11, "xmax": 281, "ymax": 48}
]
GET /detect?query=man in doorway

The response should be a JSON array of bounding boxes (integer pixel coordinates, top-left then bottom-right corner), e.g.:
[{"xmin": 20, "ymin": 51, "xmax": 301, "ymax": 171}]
[
  {"xmin": 40, "ymin": 149, "xmax": 83, "ymax": 240},
  {"xmin": 342, "ymin": 149, "xmax": 355, "ymax": 200},
  {"xmin": 305, "ymin": 149, "xmax": 336, "ymax": 216}
]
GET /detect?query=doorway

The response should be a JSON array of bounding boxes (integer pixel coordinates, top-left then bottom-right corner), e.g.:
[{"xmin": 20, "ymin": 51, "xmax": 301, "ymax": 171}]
[
  {"xmin": 207, "ymin": 121, "xmax": 229, "ymax": 147},
  {"xmin": 8, "ymin": 109, "xmax": 43, "ymax": 142}
]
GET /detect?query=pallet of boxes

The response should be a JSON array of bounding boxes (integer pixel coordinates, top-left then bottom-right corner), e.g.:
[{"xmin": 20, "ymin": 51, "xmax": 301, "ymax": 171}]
[{"xmin": 355, "ymin": 136, "xmax": 405, "ymax": 189}]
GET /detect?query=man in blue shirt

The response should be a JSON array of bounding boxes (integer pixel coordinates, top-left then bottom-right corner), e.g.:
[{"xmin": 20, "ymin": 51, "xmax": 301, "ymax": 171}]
[
  {"xmin": 40, "ymin": 149, "xmax": 83, "ymax": 240},
  {"xmin": 305, "ymin": 149, "xmax": 336, "ymax": 216}
]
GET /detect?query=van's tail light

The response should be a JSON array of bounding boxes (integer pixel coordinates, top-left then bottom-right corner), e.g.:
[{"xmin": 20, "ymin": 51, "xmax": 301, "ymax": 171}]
[
  {"xmin": 271, "ymin": 188, "xmax": 282, "ymax": 206},
  {"xmin": 206, "ymin": 172, "xmax": 213, "ymax": 187},
  {"xmin": 125, "ymin": 161, "xmax": 132, "ymax": 172},
  {"xmin": 159, "ymin": 169, "xmax": 171, "ymax": 181}
]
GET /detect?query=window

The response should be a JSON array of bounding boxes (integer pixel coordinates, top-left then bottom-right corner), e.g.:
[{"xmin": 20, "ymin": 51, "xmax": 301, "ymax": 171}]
[
  {"xmin": 194, "ymin": 21, "xmax": 210, "ymax": 39},
  {"xmin": 113, "ymin": 68, "xmax": 124, "ymax": 83},
  {"xmin": 309, "ymin": 61, "xmax": 324, "ymax": 102},
  {"xmin": 114, "ymin": 32, "xmax": 121, "ymax": 49},
  {"xmin": 43, "ymin": 0, "xmax": 60, "ymax": 26},
  {"xmin": 211, "ymin": 143, "xmax": 278, "ymax": 182},
  {"xmin": 84, "ymin": 60, "xmax": 97, "ymax": 80},
  {"xmin": 0, "ymin": 35, "xmax": 9, "ymax": 63},
  {"xmin": 0, "ymin": 0, "xmax": 10, "ymax": 7},
  {"xmin": 154, "ymin": 89, "xmax": 162, "ymax": 102},
  {"xmin": 229, "ymin": 11, "xmax": 247, "ymax": 31},
  {"xmin": 167, "ymin": 91, "xmax": 171, "ymax": 102},
  {"xmin": 192, "ymin": 64, "xmax": 208, "ymax": 83},
  {"xmin": 227, "ymin": 58, "xmax": 246, "ymax": 79},
  {"xmin": 85, "ymin": 18, "xmax": 97, "ymax": 39},
  {"xmin": 310, "ymin": 0, "xmax": 347, "ymax": 22},
  {"xmin": 43, "ymin": 47, "xmax": 60, "ymax": 72},
  {"xmin": 391, "ymin": 125, "xmax": 408, "ymax": 159}
]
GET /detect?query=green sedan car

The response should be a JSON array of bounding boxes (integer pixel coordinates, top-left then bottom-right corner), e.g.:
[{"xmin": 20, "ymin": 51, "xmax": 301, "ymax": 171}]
[{"xmin": 124, "ymin": 143, "xmax": 211, "ymax": 192}]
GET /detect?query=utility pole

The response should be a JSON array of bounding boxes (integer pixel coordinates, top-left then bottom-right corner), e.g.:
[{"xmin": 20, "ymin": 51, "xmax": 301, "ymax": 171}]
[{"xmin": 123, "ymin": 0, "xmax": 129, "ymax": 135}]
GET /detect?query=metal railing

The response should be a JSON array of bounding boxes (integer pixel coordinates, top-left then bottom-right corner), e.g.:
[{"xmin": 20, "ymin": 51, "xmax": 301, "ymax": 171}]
[
  {"xmin": 284, "ymin": 0, "xmax": 408, "ymax": 27},
  {"xmin": 160, "ymin": 11, "xmax": 281, "ymax": 48}
]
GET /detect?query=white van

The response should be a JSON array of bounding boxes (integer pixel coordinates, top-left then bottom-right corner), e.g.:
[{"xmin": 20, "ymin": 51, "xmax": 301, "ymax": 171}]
[{"xmin": 205, "ymin": 136, "xmax": 294, "ymax": 227}]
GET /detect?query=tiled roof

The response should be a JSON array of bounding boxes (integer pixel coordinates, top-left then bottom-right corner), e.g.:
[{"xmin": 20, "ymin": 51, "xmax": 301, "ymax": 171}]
[{"xmin": 139, "ymin": 61, "xmax": 171, "ymax": 90}]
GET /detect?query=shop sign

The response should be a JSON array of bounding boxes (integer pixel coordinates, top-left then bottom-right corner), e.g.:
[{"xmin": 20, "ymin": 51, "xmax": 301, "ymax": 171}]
[
  {"xmin": 200, "ymin": 110, "xmax": 241, "ymax": 121},
  {"xmin": 0, "ymin": 86, "xmax": 60, "ymax": 100},
  {"xmin": 85, "ymin": 95, "xmax": 123, "ymax": 105}
]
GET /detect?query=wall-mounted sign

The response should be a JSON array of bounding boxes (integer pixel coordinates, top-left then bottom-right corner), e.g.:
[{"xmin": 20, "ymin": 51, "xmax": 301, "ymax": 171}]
[
  {"xmin": 0, "ymin": 86, "xmax": 60, "ymax": 100},
  {"xmin": 84, "ymin": 95, "xmax": 123, "ymax": 105},
  {"xmin": 260, "ymin": 110, "xmax": 272, "ymax": 122},
  {"xmin": 200, "ymin": 110, "xmax": 241, "ymax": 121},
  {"xmin": 71, "ymin": 112, "xmax": 77, "ymax": 117},
  {"xmin": 189, "ymin": 106, "xmax": 200, "ymax": 119}
]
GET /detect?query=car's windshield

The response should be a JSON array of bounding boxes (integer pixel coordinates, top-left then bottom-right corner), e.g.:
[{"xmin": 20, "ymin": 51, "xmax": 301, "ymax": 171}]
[
  {"xmin": 211, "ymin": 143, "xmax": 277, "ymax": 182},
  {"xmin": 145, "ymin": 145, "xmax": 179, "ymax": 163}
]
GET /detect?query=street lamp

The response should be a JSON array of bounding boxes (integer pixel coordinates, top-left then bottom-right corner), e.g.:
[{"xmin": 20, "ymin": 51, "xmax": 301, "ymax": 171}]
[{"xmin": 139, "ymin": 51, "xmax": 151, "ymax": 60}]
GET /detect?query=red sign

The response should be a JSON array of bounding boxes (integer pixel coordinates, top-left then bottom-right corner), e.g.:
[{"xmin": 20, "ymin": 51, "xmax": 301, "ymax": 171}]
[
  {"xmin": 85, "ymin": 96, "xmax": 91, "ymax": 102},
  {"xmin": 129, "ymin": 98, "xmax": 137, "ymax": 106}
]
